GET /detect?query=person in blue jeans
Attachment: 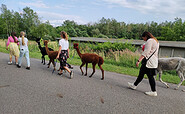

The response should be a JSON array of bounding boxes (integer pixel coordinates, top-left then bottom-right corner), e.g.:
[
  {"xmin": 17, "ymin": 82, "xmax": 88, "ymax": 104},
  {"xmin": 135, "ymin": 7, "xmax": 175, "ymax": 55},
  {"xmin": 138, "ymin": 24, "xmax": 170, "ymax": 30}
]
[{"xmin": 17, "ymin": 31, "xmax": 30, "ymax": 70}]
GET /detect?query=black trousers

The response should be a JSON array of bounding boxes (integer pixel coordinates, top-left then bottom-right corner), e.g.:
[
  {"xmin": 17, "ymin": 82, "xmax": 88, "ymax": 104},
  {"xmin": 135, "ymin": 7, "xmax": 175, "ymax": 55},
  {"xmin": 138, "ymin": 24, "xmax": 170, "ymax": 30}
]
[{"xmin": 134, "ymin": 64, "xmax": 156, "ymax": 91}]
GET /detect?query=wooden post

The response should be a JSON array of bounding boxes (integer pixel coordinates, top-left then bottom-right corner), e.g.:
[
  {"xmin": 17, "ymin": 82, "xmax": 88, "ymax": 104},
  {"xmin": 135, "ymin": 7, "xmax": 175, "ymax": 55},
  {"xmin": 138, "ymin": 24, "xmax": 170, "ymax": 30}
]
[{"xmin": 171, "ymin": 49, "xmax": 174, "ymax": 57}]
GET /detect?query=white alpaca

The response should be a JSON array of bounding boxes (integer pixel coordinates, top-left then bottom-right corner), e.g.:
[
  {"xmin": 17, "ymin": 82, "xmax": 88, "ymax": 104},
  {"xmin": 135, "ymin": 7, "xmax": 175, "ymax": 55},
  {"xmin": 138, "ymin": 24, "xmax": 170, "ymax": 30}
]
[{"xmin": 156, "ymin": 57, "xmax": 185, "ymax": 90}]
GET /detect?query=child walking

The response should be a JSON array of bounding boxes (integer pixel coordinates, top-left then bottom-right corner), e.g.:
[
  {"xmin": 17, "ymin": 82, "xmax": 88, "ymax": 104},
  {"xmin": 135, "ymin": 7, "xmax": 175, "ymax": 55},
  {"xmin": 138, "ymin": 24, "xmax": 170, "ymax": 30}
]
[{"xmin": 17, "ymin": 31, "xmax": 30, "ymax": 70}]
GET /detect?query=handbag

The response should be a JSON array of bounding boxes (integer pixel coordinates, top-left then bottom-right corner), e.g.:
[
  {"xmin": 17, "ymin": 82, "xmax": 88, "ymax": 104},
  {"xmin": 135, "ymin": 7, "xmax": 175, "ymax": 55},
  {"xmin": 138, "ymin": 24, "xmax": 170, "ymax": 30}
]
[
  {"xmin": 141, "ymin": 49, "xmax": 157, "ymax": 65},
  {"xmin": 141, "ymin": 58, "xmax": 147, "ymax": 65}
]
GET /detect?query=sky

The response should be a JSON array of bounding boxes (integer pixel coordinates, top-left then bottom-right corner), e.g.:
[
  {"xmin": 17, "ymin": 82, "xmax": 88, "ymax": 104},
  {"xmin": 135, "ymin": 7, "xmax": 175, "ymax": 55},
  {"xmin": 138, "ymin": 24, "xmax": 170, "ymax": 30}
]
[{"xmin": 1, "ymin": 0, "xmax": 185, "ymax": 27}]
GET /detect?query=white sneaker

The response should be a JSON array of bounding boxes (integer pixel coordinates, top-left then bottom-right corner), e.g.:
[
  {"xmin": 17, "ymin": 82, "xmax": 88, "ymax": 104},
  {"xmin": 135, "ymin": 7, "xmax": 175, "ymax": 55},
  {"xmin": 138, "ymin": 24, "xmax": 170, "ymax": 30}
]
[
  {"xmin": 128, "ymin": 82, "xmax": 137, "ymax": 90},
  {"xmin": 145, "ymin": 91, "xmax": 157, "ymax": 96},
  {"xmin": 8, "ymin": 61, "xmax": 12, "ymax": 65}
]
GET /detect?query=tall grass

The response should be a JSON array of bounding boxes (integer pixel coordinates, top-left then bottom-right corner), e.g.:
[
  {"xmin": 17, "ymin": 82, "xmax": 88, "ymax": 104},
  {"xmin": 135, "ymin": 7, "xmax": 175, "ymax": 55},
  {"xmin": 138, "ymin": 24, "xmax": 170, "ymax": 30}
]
[{"xmin": 73, "ymin": 42, "xmax": 140, "ymax": 68}]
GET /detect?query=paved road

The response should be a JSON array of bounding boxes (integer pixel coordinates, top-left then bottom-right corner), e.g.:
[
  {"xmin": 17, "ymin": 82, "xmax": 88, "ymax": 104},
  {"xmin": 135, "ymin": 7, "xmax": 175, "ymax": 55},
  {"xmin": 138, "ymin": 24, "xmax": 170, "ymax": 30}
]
[{"xmin": 0, "ymin": 52, "xmax": 185, "ymax": 114}]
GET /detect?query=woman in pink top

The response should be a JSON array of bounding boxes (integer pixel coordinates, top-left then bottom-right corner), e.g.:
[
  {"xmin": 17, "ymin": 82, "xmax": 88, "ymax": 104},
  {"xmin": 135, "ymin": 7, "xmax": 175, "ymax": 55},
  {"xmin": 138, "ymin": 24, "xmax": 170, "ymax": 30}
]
[
  {"xmin": 6, "ymin": 32, "xmax": 20, "ymax": 65},
  {"xmin": 128, "ymin": 31, "xmax": 159, "ymax": 97}
]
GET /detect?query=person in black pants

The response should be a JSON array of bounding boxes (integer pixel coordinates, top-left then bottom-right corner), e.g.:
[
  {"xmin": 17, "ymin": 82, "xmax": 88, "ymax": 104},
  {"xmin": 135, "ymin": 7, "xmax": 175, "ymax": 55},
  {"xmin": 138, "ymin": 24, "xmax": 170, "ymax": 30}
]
[{"xmin": 128, "ymin": 31, "xmax": 159, "ymax": 96}]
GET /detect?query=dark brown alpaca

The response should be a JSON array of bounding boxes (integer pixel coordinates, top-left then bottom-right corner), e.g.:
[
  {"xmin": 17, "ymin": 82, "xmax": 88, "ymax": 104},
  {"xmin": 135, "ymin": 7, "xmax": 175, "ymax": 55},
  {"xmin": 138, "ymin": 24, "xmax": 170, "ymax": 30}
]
[
  {"xmin": 44, "ymin": 40, "xmax": 58, "ymax": 70},
  {"xmin": 73, "ymin": 43, "xmax": 104, "ymax": 80}
]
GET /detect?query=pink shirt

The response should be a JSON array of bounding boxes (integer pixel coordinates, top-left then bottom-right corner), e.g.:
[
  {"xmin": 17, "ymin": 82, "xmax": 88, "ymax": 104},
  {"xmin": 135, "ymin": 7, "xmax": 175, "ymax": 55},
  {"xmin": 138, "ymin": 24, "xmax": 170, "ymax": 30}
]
[{"xmin": 6, "ymin": 36, "xmax": 19, "ymax": 46}]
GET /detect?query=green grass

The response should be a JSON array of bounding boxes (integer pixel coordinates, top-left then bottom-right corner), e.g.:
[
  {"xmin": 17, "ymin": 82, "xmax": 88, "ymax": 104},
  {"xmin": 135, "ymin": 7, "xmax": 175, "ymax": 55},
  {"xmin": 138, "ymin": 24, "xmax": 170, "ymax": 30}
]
[{"xmin": 1, "ymin": 39, "xmax": 184, "ymax": 86}]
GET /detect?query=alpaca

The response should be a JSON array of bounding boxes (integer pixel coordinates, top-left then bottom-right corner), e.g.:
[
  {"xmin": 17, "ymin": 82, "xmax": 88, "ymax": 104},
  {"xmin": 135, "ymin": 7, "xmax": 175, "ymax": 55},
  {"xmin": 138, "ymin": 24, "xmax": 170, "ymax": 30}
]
[
  {"xmin": 156, "ymin": 57, "xmax": 185, "ymax": 90},
  {"xmin": 44, "ymin": 40, "xmax": 73, "ymax": 72},
  {"xmin": 44, "ymin": 40, "xmax": 58, "ymax": 70},
  {"xmin": 36, "ymin": 38, "xmax": 53, "ymax": 65},
  {"xmin": 73, "ymin": 43, "xmax": 104, "ymax": 80}
]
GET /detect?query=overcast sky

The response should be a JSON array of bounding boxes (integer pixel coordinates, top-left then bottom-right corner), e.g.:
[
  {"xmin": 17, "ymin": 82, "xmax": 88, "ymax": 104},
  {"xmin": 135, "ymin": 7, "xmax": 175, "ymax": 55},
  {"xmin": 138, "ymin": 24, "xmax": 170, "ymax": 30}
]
[{"xmin": 1, "ymin": 0, "xmax": 185, "ymax": 26}]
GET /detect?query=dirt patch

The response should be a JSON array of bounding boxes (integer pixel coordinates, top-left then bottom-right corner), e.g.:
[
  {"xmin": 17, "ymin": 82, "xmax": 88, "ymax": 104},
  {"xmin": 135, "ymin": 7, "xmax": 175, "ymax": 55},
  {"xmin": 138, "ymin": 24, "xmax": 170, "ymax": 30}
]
[
  {"xmin": 0, "ymin": 85, "xmax": 10, "ymax": 88},
  {"xmin": 57, "ymin": 93, "xmax": 63, "ymax": 98}
]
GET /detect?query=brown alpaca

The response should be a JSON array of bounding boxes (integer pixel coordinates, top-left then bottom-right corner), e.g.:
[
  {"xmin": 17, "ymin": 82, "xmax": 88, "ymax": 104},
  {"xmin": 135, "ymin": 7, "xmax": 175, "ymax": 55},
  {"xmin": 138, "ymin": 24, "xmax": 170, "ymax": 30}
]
[
  {"xmin": 73, "ymin": 43, "xmax": 104, "ymax": 80},
  {"xmin": 44, "ymin": 40, "xmax": 58, "ymax": 70}
]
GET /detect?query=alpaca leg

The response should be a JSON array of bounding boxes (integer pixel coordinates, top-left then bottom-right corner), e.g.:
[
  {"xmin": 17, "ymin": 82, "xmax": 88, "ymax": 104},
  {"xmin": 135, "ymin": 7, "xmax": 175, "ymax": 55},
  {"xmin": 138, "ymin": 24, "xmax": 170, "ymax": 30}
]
[
  {"xmin": 41, "ymin": 56, "xmax": 43, "ymax": 63},
  {"xmin": 154, "ymin": 73, "xmax": 157, "ymax": 80},
  {"xmin": 41, "ymin": 55, "xmax": 46, "ymax": 65},
  {"xmin": 80, "ymin": 62, "xmax": 85, "ymax": 75},
  {"xmin": 51, "ymin": 59, "xmax": 56, "ymax": 70},
  {"xmin": 159, "ymin": 71, "xmax": 169, "ymax": 88},
  {"xmin": 43, "ymin": 56, "xmax": 45, "ymax": 65},
  {"xmin": 84, "ymin": 63, "xmax": 88, "ymax": 76},
  {"xmin": 175, "ymin": 70, "xmax": 184, "ymax": 90},
  {"xmin": 47, "ymin": 58, "xmax": 50, "ymax": 65},
  {"xmin": 89, "ymin": 64, "xmax": 96, "ymax": 78},
  {"xmin": 98, "ymin": 64, "xmax": 104, "ymax": 80},
  {"xmin": 48, "ymin": 60, "xmax": 51, "ymax": 68}
]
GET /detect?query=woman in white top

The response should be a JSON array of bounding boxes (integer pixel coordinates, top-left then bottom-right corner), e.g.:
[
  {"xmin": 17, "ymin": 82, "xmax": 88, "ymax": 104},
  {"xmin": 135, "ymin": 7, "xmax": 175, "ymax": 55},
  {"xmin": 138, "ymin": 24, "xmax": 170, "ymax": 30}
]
[
  {"xmin": 128, "ymin": 31, "xmax": 159, "ymax": 96},
  {"xmin": 56, "ymin": 31, "xmax": 73, "ymax": 79},
  {"xmin": 17, "ymin": 31, "xmax": 30, "ymax": 70}
]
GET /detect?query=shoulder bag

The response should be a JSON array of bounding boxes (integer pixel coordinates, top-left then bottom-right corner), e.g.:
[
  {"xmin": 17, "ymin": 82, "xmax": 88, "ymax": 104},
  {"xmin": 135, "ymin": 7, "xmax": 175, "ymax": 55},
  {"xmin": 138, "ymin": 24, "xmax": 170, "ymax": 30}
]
[{"xmin": 141, "ymin": 49, "xmax": 157, "ymax": 65}]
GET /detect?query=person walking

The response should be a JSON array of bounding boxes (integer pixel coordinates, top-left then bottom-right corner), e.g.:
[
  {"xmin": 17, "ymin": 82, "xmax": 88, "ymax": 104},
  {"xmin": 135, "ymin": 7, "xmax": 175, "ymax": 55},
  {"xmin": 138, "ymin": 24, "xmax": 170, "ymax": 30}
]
[
  {"xmin": 56, "ymin": 31, "xmax": 73, "ymax": 79},
  {"xmin": 6, "ymin": 32, "xmax": 20, "ymax": 65},
  {"xmin": 128, "ymin": 31, "xmax": 159, "ymax": 96},
  {"xmin": 17, "ymin": 31, "xmax": 30, "ymax": 70}
]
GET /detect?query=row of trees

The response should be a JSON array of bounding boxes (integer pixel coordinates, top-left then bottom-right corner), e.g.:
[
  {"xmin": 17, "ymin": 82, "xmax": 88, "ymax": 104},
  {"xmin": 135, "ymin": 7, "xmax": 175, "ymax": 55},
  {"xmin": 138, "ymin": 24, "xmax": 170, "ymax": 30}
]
[
  {"xmin": 0, "ymin": 4, "xmax": 57, "ymax": 40},
  {"xmin": 1, "ymin": 4, "xmax": 185, "ymax": 41}
]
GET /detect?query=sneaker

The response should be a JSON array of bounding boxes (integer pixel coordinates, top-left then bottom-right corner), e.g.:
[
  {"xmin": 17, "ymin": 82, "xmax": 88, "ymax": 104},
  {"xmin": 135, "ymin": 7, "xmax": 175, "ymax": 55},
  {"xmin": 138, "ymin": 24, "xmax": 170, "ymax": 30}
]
[
  {"xmin": 8, "ymin": 61, "xmax": 12, "ymax": 65},
  {"xmin": 70, "ymin": 71, "xmax": 73, "ymax": 79},
  {"xmin": 58, "ymin": 72, "xmax": 63, "ymax": 75},
  {"xmin": 16, "ymin": 63, "xmax": 18, "ymax": 65},
  {"xmin": 145, "ymin": 91, "xmax": 157, "ymax": 96},
  {"xmin": 17, "ymin": 64, "xmax": 21, "ymax": 68},
  {"xmin": 26, "ymin": 67, "xmax": 30, "ymax": 70},
  {"xmin": 128, "ymin": 82, "xmax": 137, "ymax": 90}
]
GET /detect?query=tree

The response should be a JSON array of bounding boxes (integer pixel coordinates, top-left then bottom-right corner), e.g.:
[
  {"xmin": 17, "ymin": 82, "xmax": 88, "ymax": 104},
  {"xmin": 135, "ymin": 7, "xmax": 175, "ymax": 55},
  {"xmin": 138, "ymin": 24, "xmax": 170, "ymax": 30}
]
[
  {"xmin": 0, "ymin": 4, "xmax": 14, "ymax": 36},
  {"xmin": 30, "ymin": 23, "xmax": 48, "ymax": 39},
  {"xmin": 21, "ymin": 7, "xmax": 40, "ymax": 39},
  {"xmin": 92, "ymin": 28, "xmax": 100, "ymax": 37}
]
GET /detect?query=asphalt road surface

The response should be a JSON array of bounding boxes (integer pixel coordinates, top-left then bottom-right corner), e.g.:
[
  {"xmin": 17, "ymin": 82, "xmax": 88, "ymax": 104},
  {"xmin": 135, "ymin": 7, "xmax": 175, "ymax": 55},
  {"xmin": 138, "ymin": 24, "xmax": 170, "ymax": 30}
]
[{"xmin": 0, "ymin": 52, "xmax": 185, "ymax": 114}]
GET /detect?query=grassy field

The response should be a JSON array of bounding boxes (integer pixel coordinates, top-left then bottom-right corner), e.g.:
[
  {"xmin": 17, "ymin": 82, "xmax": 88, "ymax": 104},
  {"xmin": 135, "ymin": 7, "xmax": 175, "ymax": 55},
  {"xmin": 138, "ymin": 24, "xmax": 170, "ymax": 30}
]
[{"xmin": 0, "ymin": 39, "xmax": 184, "ymax": 86}]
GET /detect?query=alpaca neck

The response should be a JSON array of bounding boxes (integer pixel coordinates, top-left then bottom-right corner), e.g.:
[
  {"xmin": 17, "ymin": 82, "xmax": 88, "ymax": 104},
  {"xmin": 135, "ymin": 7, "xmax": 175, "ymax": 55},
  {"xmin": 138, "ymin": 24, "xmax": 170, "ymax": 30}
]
[
  {"xmin": 37, "ymin": 42, "xmax": 42, "ymax": 50},
  {"xmin": 45, "ymin": 44, "xmax": 50, "ymax": 55},
  {"xmin": 75, "ymin": 48, "xmax": 82, "ymax": 58}
]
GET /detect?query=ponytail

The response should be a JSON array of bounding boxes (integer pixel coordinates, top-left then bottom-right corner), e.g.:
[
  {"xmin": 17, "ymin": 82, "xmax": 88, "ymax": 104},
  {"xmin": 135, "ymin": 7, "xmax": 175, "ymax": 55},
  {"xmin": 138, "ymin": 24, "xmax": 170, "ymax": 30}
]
[
  {"xmin": 60, "ymin": 31, "xmax": 68, "ymax": 40},
  {"xmin": 20, "ymin": 31, "xmax": 25, "ymax": 45}
]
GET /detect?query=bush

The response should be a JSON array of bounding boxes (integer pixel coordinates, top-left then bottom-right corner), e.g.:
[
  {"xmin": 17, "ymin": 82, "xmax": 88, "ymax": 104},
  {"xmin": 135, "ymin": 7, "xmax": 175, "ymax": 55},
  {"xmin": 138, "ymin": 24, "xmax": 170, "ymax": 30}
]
[
  {"xmin": 98, "ymin": 34, "xmax": 108, "ymax": 38},
  {"xmin": 89, "ymin": 42, "xmax": 137, "ymax": 52}
]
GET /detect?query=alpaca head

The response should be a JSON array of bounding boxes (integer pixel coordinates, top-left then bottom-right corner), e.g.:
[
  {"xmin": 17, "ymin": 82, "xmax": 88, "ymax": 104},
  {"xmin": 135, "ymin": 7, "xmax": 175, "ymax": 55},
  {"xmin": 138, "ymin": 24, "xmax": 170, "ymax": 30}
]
[
  {"xmin": 36, "ymin": 38, "xmax": 41, "ymax": 43},
  {"xmin": 73, "ymin": 43, "xmax": 79, "ymax": 49},
  {"xmin": 43, "ymin": 40, "xmax": 48, "ymax": 46}
]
